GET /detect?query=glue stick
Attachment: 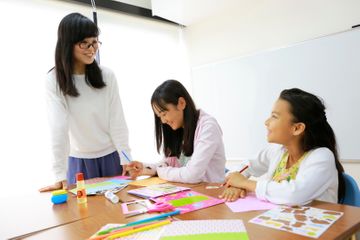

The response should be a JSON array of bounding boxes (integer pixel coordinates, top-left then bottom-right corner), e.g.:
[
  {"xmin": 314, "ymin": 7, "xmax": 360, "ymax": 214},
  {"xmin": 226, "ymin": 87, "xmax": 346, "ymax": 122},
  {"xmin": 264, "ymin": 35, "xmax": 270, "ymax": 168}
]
[
  {"xmin": 76, "ymin": 172, "xmax": 87, "ymax": 204},
  {"xmin": 105, "ymin": 190, "xmax": 119, "ymax": 204}
]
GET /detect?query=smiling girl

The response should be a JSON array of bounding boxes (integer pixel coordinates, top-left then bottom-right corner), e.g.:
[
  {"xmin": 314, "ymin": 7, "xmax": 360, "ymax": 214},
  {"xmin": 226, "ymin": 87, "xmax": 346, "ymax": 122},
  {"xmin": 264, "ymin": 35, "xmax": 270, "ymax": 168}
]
[
  {"xmin": 127, "ymin": 80, "xmax": 226, "ymax": 183},
  {"xmin": 220, "ymin": 88, "xmax": 345, "ymax": 205},
  {"xmin": 40, "ymin": 13, "xmax": 131, "ymax": 191}
]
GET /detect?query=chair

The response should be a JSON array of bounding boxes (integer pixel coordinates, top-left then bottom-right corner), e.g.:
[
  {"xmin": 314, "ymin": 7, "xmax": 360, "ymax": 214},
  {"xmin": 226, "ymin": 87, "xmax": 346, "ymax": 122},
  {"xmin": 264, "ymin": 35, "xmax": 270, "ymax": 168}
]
[
  {"xmin": 341, "ymin": 173, "xmax": 360, "ymax": 207},
  {"xmin": 340, "ymin": 173, "xmax": 360, "ymax": 240}
]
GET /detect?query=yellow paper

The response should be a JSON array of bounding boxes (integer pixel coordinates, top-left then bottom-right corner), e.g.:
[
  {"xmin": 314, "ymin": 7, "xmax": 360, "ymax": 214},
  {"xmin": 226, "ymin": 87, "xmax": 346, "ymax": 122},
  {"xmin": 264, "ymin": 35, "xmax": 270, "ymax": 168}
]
[{"xmin": 129, "ymin": 177, "xmax": 168, "ymax": 187}]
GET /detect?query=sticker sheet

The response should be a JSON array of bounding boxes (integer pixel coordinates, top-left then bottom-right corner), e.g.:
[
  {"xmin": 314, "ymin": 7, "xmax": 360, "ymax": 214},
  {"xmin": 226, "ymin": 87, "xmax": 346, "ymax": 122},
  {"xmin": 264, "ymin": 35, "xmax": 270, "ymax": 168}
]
[{"xmin": 249, "ymin": 206, "xmax": 343, "ymax": 238}]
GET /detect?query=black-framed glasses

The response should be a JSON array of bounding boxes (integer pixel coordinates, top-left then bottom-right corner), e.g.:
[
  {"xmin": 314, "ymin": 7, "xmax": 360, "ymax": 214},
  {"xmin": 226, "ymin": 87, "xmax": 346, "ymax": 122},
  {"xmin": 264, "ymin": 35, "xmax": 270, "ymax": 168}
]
[{"xmin": 78, "ymin": 40, "xmax": 102, "ymax": 49}]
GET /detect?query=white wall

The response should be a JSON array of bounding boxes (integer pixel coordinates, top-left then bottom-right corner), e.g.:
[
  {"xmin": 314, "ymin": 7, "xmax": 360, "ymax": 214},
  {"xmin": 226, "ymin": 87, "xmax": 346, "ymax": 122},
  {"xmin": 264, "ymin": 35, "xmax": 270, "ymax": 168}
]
[
  {"xmin": 185, "ymin": 0, "xmax": 360, "ymax": 67},
  {"xmin": 184, "ymin": 0, "xmax": 360, "ymax": 185},
  {"xmin": 0, "ymin": 0, "xmax": 190, "ymax": 197}
]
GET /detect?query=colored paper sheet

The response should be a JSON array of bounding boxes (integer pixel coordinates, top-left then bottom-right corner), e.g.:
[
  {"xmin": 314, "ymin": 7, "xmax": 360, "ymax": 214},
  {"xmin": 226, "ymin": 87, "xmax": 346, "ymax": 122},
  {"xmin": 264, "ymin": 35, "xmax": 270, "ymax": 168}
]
[
  {"xmin": 129, "ymin": 177, "xmax": 168, "ymax": 187},
  {"xmin": 169, "ymin": 195, "xmax": 208, "ymax": 207},
  {"xmin": 111, "ymin": 176, "xmax": 132, "ymax": 180},
  {"xmin": 249, "ymin": 206, "xmax": 343, "ymax": 238},
  {"xmin": 127, "ymin": 183, "xmax": 190, "ymax": 198},
  {"xmin": 153, "ymin": 190, "xmax": 225, "ymax": 214},
  {"xmin": 159, "ymin": 220, "xmax": 249, "ymax": 240},
  {"xmin": 69, "ymin": 179, "xmax": 131, "ymax": 195},
  {"xmin": 82, "ymin": 176, "xmax": 131, "ymax": 184},
  {"xmin": 225, "ymin": 193, "xmax": 277, "ymax": 212}
]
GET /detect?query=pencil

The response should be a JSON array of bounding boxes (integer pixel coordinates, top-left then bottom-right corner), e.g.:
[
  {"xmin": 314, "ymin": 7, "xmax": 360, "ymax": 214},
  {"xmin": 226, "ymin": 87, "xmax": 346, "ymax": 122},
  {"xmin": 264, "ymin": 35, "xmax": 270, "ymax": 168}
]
[
  {"xmin": 221, "ymin": 165, "xmax": 249, "ymax": 187},
  {"xmin": 239, "ymin": 165, "xmax": 249, "ymax": 173},
  {"xmin": 121, "ymin": 150, "xmax": 132, "ymax": 162},
  {"xmin": 96, "ymin": 208, "xmax": 178, "ymax": 237},
  {"xmin": 89, "ymin": 226, "xmax": 133, "ymax": 240},
  {"xmin": 105, "ymin": 219, "xmax": 171, "ymax": 239},
  {"xmin": 89, "ymin": 220, "xmax": 167, "ymax": 240},
  {"xmin": 126, "ymin": 209, "xmax": 180, "ymax": 226}
]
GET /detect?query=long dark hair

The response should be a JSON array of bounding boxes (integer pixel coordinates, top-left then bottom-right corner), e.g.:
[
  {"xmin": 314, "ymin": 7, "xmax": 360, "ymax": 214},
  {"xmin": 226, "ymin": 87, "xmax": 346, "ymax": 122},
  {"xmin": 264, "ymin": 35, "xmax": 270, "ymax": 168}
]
[
  {"xmin": 54, "ymin": 12, "xmax": 105, "ymax": 97},
  {"xmin": 280, "ymin": 88, "xmax": 345, "ymax": 202},
  {"xmin": 151, "ymin": 80, "xmax": 199, "ymax": 158}
]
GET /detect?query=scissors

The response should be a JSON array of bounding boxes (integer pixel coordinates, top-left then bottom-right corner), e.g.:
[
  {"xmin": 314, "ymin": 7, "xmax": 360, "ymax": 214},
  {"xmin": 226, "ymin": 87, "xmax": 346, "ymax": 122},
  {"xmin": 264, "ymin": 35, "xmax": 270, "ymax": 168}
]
[
  {"xmin": 147, "ymin": 201, "xmax": 175, "ymax": 213},
  {"xmin": 124, "ymin": 201, "xmax": 175, "ymax": 218}
]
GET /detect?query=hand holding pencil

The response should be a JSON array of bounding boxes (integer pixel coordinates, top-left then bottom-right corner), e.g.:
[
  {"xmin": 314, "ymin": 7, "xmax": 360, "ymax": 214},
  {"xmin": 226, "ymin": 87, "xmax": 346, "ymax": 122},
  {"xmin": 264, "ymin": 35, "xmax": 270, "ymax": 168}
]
[
  {"xmin": 223, "ymin": 171, "xmax": 248, "ymax": 188},
  {"xmin": 219, "ymin": 165, "xmax": 249, "ymax": 201},
  {"xmin": 126, "ymin": 161, "xmax": 144, "ymax": 179},
  {"xmin": 222, "ymin": 165, "xmax": 248, "ymax": 188}
]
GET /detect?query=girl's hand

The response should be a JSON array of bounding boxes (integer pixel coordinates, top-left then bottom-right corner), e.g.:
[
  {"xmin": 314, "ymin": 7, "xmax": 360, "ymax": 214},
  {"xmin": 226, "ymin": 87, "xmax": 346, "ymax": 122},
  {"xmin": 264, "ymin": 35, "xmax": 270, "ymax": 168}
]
[
  {"xmin": 39, "ymin": 180, "xmax": 67, "ymax": 192},
  {"xmin": 219, "ymin": 187, "xmax": 247, "ymax": 202},
  {"xmin": 224, "ymin": 172, "xmax": 248, "ymax": 188},
  {"xmin": 121, "ymin": 165, "xmax": 128, "ymax": 176},
  {"xmin": 126, "ymin": 161, "xmax": 144, "ymax": 179}
]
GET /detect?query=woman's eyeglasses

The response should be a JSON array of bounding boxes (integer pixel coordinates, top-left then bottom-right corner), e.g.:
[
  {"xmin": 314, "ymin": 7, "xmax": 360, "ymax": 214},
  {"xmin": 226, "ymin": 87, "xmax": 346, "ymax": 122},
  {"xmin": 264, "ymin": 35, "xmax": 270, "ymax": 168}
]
[{"xmin": 78, "ymin": 40, "xmax": 102, "ymax": 50}]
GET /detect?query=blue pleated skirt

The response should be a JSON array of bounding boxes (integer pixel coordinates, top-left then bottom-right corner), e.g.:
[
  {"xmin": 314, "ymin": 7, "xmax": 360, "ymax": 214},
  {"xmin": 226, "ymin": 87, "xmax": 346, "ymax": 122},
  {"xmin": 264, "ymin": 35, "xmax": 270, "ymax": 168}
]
[{"xmin": 67, "ymin": 151, "xmax": 123, "ymax": 185}]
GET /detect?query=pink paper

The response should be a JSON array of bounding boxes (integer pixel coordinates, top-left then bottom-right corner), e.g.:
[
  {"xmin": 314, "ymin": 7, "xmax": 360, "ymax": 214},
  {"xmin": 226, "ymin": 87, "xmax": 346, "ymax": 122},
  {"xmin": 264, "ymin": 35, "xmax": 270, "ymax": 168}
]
[
  {"xmin": 153, "ymin": 190, "xmax": 225, "ymax": 214},
  {"xmin": 111, "ymin": 175, "xmax": 131, "ymax": 180},
  {"xmin": 225, "ymin": 193, "xmax": 277, "ymax": 212}
]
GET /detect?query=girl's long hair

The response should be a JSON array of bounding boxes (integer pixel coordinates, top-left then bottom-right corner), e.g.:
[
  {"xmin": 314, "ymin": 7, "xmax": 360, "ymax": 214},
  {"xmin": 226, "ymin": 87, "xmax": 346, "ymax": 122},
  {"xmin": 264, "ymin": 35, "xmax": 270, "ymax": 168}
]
[
  {"xmin": 151, "ymin": 80, "xmax": 199, "ymax": 158},
  {"xmin": 54, "ymin": 12, "xmax": 105, "ymax": 97},
  {"xmin": 280, "ymin": 88, "xmax": 345, "ymax": 202}
]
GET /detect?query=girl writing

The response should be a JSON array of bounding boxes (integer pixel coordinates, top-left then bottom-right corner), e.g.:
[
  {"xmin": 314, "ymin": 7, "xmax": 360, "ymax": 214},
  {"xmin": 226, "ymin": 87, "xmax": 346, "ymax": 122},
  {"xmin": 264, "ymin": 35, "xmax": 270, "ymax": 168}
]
[
  {"xmin": 220, "ymin": 88, "xmax": 345, "ymax": 205},
  {"xmin": 127, "ymin": 80, "xmax": 226, "ymax": 184}
]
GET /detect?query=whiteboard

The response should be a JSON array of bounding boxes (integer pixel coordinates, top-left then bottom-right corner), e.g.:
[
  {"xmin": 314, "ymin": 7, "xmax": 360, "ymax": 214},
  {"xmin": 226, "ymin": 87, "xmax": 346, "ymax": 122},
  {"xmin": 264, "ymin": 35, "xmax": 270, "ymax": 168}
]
[{"xmin": 192, "ymin": 28, "xmax": 360, "ymax": 161}]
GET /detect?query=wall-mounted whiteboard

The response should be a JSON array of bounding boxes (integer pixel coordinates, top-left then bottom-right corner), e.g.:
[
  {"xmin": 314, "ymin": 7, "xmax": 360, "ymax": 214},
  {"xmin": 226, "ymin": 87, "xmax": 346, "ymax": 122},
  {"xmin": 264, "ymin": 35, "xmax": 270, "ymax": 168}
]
[{"xmin": 192, "ymin": 28, "xmax": 360, "ymax": 161}]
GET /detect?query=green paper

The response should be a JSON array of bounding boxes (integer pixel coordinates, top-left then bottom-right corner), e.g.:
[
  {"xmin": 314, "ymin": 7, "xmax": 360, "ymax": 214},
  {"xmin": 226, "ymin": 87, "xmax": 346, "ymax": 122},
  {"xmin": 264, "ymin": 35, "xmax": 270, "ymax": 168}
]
[
  {"xmin": 160, "ymin": 232, "xmax": 249, "ymax": 240},
  {"xmin": 169, "ymin": 195, "xmax": 208, "ymax": 207}
]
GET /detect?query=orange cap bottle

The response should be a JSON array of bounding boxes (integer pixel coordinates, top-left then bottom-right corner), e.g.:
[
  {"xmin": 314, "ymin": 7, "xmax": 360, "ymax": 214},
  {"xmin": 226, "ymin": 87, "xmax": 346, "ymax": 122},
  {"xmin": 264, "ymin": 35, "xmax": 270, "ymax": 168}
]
[{"xmin": 76, "ymin": 172, "xmax": 87, "ymax": 204}]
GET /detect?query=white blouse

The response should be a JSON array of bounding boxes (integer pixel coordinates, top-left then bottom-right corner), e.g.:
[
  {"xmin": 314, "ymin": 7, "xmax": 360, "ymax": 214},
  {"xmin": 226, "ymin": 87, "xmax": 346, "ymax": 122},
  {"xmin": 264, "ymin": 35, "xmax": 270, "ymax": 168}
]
[{"xmin": 246, "ymin": 144, "xmax": 338, "ymax": 205}]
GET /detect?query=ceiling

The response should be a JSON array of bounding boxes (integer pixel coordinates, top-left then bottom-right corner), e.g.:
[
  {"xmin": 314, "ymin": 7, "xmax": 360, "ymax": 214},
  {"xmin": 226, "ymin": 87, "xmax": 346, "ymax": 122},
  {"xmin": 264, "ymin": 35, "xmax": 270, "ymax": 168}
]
[
  {"xmin": 112, "ymin": 0, "xmax": 242, "ymax": 26},
  {"xmin": 151, "ymin": 0, "xmax": 240, "ymax": 26},
  {"xmin": 113, "ymin": 0, "xmax": 151, "ymax": 9}
]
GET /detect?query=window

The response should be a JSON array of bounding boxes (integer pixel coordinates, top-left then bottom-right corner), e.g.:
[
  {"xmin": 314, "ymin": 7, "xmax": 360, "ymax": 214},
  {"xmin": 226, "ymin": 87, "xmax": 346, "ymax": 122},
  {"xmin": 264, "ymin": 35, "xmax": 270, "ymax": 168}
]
[{"xmin": 0, "ymin": 0, "xmax": 190, "ymax": 197}]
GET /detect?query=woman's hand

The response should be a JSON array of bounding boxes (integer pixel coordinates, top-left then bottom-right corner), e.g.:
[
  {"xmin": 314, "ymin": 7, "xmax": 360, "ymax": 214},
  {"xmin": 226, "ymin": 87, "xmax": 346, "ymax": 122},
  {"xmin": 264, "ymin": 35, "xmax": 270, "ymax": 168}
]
[
  {"xmin": 126, "ymin": 161, "xmax": 144, "ymax": 179},
  {"xmin": 39, "ymin": 180, "xmax": 67, "ymax": 192},
  {"xmin": 219, "ymin": 187, "xmax": 247, "ymax": 202}
]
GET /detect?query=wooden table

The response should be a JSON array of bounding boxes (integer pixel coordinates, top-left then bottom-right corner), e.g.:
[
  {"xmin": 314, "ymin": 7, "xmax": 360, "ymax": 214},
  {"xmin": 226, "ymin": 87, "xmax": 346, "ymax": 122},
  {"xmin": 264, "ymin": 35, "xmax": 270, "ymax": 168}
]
[
  {"xmin": 184, "ymin": 184, "xmax": 360, "ymax": 240},
  {"xmin": 4, "ymin": 182, "xmax": 360, "ymax": 240}
]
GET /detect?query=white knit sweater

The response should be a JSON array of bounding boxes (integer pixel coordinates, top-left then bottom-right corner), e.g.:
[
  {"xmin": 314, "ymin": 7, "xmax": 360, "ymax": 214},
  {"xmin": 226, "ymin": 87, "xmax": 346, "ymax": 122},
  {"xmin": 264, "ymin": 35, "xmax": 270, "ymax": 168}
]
[{"xmin": 46, "ymin": 66, "xmax": 131, "ymax": 182}]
